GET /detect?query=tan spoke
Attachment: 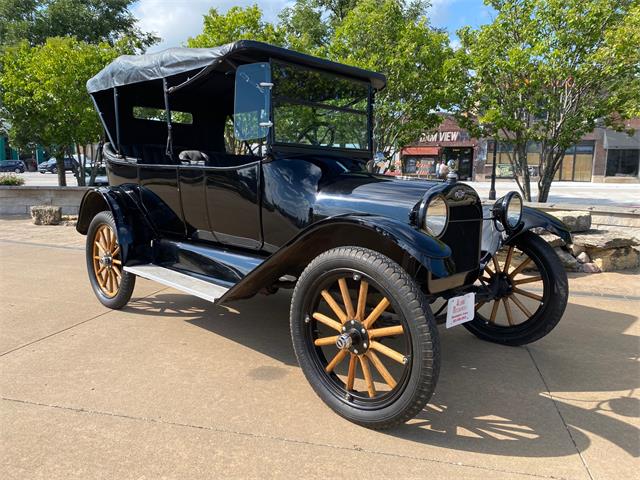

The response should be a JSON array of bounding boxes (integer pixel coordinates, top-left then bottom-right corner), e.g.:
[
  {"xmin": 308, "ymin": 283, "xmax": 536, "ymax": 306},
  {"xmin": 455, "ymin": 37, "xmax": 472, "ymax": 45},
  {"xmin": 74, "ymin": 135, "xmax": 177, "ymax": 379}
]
[
  {"xmin": 485, "ymin": 265, "xmax": 496, "ymax": 277},
  {"xmin": 338, "ymin": 278, "xmax": 355, "ymax": 319},
  {"xmin": 112, "ymin": 244, "xmax": 120, "ymax": 257},
  {"xmin": 359, "ymin": 355, "xmax": 376, "ymax": 397},
  {"xmin": 509, "ymin": 257, "xmax": 533, "ymax": 278},
  {"xmin": 366, "ymin": 350, "xmax": 397, "ymax": 389},
  {"xmin": 321, "ymin": 290, "xmax": 347, "ymax": 323},
  {"xmin": 112, "ymin": 258, "xmax": 122, "ymax": 265},
  {"xmin": 368, "ymin": 325, "xmax": 404, "ymax": 339},
  {"xmin": 513, "ymin": 287, "xmax": 543, "ymax": 301},
  {"xmin": 510, "ymin": 293, "xmax": 533, "ymax": 318},
  {"xmin": 325, "ymin": 350, "xmax": 348, "ymax": 373},
  {"xmin": 370, "ymin": 341, "xmax": 405, "ymax": 364},
  {"xmin": 312, "ymin": 312, "xmax": 343, "ymax": 333},
  {"xmin": 502, "ymin": 297, "xmax": 515, "ymax": 326},
  {"xmin": 112, "ymin": 265, "xmax": 122, "ymax": 279},
  {"xmin": 95, "ymin": 238, "xmax": 106, "ymax": 254},
  {"xmin": 356, "ymin": 280, "xmax": 369, "ymax": 321},
  {"xmin": 93, "ymin": 255, "xmax": 101, "ymax": 260},
  {"xmin": 346, "ymin": 354, "xmax": 357, "ymax": 391},
  {"xmin": 107, "ymin": 269, "xmax": 114, "ymax": 294},
  {"xmin": 475, "ymin": 301, "xmax": 486, "ymax": 311},
  {"xmin": 513, "ymin": 275, "xmax": 542, "ymax": 285},
  {"xmin": 489, "ymin": 300, "xmax": 500, "ymax": 323},
  {"xmin": 99, "ymin": 229, "xmax": 109, "ymax": 252},
  {"xmin": 503, "ymin": 246, "xmax": 515, "ymax": 274},
  {"xmin": 492, "ymin": 256, "xmax": 501, "ymax": 274},
  {"xmin": 96, "ymin": 265, "xmax": 106, "ymax": 275},
  {"xmin": 480, "ymin": 275, "xmax": 493, "ymax": 283},
  {"xmin": 363, "ymin": 297, "xmax": 390, "ymax": 329},
  {"xmin": 314, "ymin": 335, "xmax": 339, "ymax": 347}
]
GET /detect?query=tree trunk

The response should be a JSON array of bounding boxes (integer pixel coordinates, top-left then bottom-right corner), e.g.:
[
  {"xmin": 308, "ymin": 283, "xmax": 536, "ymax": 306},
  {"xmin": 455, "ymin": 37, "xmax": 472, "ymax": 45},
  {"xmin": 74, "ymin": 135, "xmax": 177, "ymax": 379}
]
[
  {"xmin": 537, "ymin": 150, "xmax": 561, "ymax": 203},
  {"xmin": 55, "ymin": 152, "xmax": 66, "ymax": 187},
  {"xmin": 89, "ymin": 142, "xmax": 100, "ymax": 186},
  {"xmin": 75, "ymin": 143, "xmax": 86, "ymax": 186}
]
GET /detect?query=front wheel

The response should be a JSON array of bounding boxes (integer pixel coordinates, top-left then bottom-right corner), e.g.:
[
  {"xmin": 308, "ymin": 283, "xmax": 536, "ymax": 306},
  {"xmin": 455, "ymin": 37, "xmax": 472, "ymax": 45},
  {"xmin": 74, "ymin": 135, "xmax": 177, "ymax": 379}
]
[
  {"xmin": 466, "ymin": 231, "xmax": 568, "ymax": 346},
  {"xmin": 86, "ymin": 211, "xmax": 135, "ymax": 309},
  {"xmin": 290, "ymin": 247, "xmax": 440, "ymax": 429}
]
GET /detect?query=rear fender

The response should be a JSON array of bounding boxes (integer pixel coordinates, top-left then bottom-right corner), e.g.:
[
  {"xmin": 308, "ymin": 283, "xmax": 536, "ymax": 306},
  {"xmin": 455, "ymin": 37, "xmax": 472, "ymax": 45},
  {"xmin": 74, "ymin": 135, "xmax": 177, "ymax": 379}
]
[
  {"xmin": 76, "ymin": 186, "xmax": 154, "ymax": 264},
  {"xmin": 218, "ymin": 214, "xmax": 454, "ymax": 303}
]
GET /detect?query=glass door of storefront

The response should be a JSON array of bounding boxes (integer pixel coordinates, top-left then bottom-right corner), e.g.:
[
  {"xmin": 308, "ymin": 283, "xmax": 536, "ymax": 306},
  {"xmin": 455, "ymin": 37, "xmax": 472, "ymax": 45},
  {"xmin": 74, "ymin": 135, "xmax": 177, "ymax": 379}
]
[{"xmin": 555, "ymin": 142, "xmax": 594, "ymax": 182}]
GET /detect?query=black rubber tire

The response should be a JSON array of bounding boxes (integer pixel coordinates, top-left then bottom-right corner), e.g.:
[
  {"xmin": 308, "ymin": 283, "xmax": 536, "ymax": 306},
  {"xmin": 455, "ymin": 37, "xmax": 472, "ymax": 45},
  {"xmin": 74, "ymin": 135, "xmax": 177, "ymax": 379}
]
[
  {"xmin": 51, "ymin": 167, "xmax": 57, "ymax": 174},
  {"xmin": 290, "ymin": 246, "xmax": 440, "ymax": 429},
  {"xmin": 464, "ymin": 232, "xmax": 568, "ymax": 346},
  {"xmin": 14, "ymin": 168, "xmax": 21, "ymax": 174},
  {"xmin": 86, "ymin": 211, "xmax": 136, "ymax": 309}
]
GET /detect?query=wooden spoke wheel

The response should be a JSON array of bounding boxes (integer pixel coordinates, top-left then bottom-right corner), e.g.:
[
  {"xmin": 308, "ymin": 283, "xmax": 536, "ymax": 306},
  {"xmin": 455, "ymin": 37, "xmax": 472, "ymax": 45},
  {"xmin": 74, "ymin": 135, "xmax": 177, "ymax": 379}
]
[
  {"xmin": 92, "ymin": 223, "xmax": 122, "ymax": 298},
  {"xmin": 86, "ymin": 211, "xmax": 135, "ymax": 309},
  {"xmin": 466, "ymin": 232, "xmax": 568, "ymax": 346},
  {"xmin": 290, "ymin": 247, "xmax": 440, "ymax": 429}
]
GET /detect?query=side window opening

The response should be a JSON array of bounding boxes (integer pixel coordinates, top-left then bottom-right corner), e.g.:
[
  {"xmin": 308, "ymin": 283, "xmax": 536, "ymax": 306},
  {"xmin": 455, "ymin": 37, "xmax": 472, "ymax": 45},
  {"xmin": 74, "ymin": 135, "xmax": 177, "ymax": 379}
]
[{"xmin": 133, "ymin": 106, "xmax": 193, "ymax": 125}]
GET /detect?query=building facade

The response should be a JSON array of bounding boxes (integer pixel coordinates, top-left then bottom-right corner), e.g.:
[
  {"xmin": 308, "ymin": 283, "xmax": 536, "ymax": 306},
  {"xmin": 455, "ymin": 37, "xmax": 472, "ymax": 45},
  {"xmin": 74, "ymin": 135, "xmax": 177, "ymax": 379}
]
[{"xmin": 400, "ymin": 115, "xmax": 640, "ymax": 183}]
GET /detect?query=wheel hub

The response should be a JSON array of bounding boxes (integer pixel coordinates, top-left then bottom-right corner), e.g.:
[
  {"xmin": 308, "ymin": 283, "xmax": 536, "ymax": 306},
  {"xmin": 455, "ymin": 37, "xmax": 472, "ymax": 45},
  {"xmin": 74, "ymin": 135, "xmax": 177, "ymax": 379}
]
[
  {"xmin": 99, "ymin": 255, "xmax": 113, "ymax": 268},
  {"xmin": 337, "ymin": 319, "xmax": 370, "ymax": 355},
  {"xmin": 492, "ymin": 272, "xmax": 513, "ymax": 298}
]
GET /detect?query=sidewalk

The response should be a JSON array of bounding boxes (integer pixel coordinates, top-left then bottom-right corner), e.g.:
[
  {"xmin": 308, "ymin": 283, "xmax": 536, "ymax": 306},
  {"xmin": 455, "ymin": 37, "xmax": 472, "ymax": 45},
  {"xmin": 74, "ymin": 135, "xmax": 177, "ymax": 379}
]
[{"xmin": 1, "ymin": 218, "xmax": 638, "ymax": 479}]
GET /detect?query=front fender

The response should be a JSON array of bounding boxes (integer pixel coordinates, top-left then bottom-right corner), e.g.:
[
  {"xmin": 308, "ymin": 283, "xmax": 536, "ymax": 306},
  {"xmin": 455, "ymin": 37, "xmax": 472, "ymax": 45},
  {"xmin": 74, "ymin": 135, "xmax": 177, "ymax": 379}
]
[
  {"xmin": 218, "ymin": 214, "xmax": 454, "ymax": 303},
  {"xmin": 76, "ymin": 186, "xmax": 154, "ymax": 264},
  {"xmin": 481, "ymin": 205, "xmax": 571, "ymax": 264}
]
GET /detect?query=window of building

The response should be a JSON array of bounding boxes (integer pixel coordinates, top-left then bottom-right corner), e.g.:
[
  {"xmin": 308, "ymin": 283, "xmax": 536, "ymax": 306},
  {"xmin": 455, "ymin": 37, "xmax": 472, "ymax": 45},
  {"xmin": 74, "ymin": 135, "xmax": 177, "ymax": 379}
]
[{"xmin": 606, "ymin": 149, "xmax": 640, "ymax": 177}]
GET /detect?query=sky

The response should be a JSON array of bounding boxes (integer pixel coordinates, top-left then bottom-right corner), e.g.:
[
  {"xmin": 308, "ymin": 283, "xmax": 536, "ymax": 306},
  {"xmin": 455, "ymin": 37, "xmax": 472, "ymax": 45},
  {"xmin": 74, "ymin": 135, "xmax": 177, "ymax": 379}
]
[{"xmin": 131, "ymin": 0, "xmax": 495, "ymax": 52}]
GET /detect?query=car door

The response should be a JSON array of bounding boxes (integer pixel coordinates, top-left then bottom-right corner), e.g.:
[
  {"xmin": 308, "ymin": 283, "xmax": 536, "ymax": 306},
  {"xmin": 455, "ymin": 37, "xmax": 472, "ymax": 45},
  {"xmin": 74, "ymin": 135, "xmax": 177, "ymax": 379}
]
[{"xmin": 203, "ymin": 159, "xmax": 262, "ymax": 250}]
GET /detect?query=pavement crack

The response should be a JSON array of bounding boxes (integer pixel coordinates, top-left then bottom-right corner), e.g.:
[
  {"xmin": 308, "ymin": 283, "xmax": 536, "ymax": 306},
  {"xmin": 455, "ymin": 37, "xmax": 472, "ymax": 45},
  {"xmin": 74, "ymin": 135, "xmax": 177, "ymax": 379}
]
[
  {"xmin": 0, "ymin": 287, "xmax": 168, "ymax": 358},
  {"xmin": 525, "ymin": 347, "xmax": 595, "ymax": 480},
  {"xmin": 1, "ymin": 396, "xmax": 574, "ymax": 480}
]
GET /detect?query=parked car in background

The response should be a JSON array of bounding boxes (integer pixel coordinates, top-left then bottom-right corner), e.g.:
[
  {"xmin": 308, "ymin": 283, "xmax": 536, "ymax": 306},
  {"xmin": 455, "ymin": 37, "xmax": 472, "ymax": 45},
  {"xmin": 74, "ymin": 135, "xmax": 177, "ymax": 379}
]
[
  {"xmin": 0, "ymin": 160, "xmax": 26, "ymax": 173},
  {"xmin": 38, "ymin": 157, "xmax": 78, "ymax": 174}
]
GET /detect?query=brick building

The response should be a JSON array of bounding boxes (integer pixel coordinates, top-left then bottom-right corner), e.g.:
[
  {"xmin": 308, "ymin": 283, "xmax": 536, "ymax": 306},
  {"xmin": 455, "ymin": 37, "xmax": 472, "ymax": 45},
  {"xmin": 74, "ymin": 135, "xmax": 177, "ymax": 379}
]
[{"xmin": 400, "ymin": 115, "xmax": 640, "ymax": 183}]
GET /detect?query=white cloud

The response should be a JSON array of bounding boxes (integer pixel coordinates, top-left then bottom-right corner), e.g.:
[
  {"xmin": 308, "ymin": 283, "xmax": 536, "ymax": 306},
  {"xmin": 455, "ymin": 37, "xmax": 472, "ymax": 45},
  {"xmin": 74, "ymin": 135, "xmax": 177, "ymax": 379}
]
[{"xmin": 132, "ymin": 0, "xmax": 292, "ymax": 52}]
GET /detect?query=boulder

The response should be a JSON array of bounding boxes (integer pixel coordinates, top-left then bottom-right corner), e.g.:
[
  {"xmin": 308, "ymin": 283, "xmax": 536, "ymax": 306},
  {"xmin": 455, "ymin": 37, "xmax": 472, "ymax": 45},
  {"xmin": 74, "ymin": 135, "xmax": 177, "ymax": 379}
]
[
  {"xmin": 581, "ymin": 262, "xmax": 601, "ymax": 273},
  {"xmin": 576, "ymin": 251, "xmax": 591, "ymax": 264},
  {"xmin": 30, "ymin": 205, "xmax": 62, "ymax": 225},
  {"xmin": 547, "ymin": 210, "xmax": 591, "ymax": 232},
  {"xmin": 539, "ymin": 232, "xmax": 566, "ymax": 248},
  {"xmin": 572, "ymin": 230, "xmax": 640, "ymax": 252},
  {"xmin": 590, "ymin": 247, "xmax": 640, "ymax": 272},
  {"xmin": 568, "ymin": 243, "xmax": 586, "ymax": 256},
  {"xmin": 553, "ymin": 247, "xmax": 581, "ymax": 271}
]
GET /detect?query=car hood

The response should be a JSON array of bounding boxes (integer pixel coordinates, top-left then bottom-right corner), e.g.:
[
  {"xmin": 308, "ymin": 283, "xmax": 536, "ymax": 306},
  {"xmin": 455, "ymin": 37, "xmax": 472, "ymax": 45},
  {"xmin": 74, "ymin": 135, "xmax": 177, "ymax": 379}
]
[{"xmin": 314, "ymin": 173, "xmax": 440, "ymax": 222}]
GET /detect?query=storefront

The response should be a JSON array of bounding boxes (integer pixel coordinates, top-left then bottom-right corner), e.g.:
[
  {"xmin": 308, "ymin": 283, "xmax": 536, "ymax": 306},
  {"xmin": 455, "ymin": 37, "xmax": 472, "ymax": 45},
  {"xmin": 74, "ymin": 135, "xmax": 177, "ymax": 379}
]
[{"xmin": 401, "ymin": 116, "xmax": 640, "ymax": 183}]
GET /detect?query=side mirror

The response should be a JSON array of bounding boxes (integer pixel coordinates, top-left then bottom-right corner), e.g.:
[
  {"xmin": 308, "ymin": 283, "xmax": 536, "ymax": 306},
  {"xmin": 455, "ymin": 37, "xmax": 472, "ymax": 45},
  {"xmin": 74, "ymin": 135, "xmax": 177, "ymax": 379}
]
[{"xmin": 234, "ymin": 63, "xmax": 271, "ymax": 141}]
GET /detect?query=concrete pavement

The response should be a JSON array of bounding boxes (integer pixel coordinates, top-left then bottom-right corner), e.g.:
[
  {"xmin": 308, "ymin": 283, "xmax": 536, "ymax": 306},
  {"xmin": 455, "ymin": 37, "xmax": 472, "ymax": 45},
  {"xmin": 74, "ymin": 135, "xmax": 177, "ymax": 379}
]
[{"xmin": 1, "ymin": 218, "xmax": 638, "ymax": 479}]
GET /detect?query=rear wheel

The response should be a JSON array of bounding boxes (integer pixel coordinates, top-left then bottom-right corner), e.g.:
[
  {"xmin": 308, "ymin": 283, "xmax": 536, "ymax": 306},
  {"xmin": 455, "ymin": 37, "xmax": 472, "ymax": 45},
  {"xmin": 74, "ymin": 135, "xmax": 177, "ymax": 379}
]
[
  {"xmin": 465, "ymin": 232, "xmax": 568, "ymax": 346},
  {"xmin": 86, "ymin": 211, "xmax": 135, "ymax": 309},
  {"xmin": 290, "ymin": 247, "xmax": 439, "ymax": 429}
]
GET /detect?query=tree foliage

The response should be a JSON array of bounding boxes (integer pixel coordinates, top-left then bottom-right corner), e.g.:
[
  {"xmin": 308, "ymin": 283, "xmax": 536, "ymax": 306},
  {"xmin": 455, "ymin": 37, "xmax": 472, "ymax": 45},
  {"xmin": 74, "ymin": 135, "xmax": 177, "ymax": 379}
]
[
  {"xmin": 453, "ymin": 0, "xmax": 640, "ymax": 202},
  {"xmin": 0, "ymin": 37, "xmax": 119, "ymax": 185}
]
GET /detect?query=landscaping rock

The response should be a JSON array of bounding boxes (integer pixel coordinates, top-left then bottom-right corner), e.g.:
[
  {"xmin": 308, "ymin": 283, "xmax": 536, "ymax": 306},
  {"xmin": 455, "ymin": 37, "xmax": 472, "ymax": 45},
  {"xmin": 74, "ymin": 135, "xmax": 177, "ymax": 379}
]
[
  {"xmin": 568, "ymin": 243, "xmax": 586, "ymax": 256},
  {"xmin": 553, "ymin": 247, "xmax": 581, "ymax": 271},
  {"xmin": 572, "ymin": 230, "xmax": 640, "ymax": 251},
  {"xmin": 539, "ymin": 232, "xmax": 566, "ymax": 248},
  {"xmin": 581, "ymin": 262, "xmax": 601, "ymax": 273},
  {"xmin": 576, "ymin": 251, "xmax": 591, "ymax": 264},
  {"xmin": 547, "ymin": 210, "xmax": 591, "ymax": 232},
  {"xmin": 30, "ymin": 205, "xmax": 62, "ymax": 225},
  {"xmin": 590, "ymin": 247, "xmax": 640, "ymax": 272}
]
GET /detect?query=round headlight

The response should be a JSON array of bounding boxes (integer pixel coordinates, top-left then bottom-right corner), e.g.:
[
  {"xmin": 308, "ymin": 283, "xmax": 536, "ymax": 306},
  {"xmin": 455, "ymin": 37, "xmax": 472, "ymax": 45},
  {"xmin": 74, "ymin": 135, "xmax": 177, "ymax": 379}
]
[
  {"xmin": 494, "ymin": 191, "xmax": 523, "ymax": 233},
  {"xmin": 423, "ymin": 195, "xmax": 448, "ymax": 237}
]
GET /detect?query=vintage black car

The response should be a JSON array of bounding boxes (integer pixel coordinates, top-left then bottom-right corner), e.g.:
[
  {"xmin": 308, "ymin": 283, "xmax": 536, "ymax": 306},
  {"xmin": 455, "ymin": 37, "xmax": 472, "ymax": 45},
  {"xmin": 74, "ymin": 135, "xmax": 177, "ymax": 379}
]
[{"xmin": 77, "ymin": 41, "xmax": 571, "ymax": 429}]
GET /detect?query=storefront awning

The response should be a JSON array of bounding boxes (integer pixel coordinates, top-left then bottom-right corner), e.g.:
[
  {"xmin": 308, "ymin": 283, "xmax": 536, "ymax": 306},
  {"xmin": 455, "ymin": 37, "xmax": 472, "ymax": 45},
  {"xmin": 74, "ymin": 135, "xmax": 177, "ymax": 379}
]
[
  {"xmin": 603, "ymin": 130, "xmax": 640, "ymax": 149},
  {"xmin": 401, "ymin": 146, "xmax": 440, "ymax": 156}
]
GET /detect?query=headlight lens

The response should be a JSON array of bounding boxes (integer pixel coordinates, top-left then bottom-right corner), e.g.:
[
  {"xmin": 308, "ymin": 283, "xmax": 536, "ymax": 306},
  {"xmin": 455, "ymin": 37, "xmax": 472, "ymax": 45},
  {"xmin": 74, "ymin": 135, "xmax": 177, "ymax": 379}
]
[
  {"xmin": 423, "ymin": 195, "xmax": 448, "ymax": 237},
  {"xmin": 506, "ymin": 194, "xmax": 523, "ymax": 229},
  {"xmin": 494, "ymin": 191, "xmax": 523, "ymax": 233}
]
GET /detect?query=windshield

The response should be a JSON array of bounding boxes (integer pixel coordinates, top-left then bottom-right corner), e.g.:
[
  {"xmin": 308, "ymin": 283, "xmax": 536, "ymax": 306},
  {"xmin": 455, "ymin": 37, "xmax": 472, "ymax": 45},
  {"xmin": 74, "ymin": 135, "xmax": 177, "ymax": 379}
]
[{"xmin": 271, "ymin": 62, "xmax": 370, "ymax": 151}]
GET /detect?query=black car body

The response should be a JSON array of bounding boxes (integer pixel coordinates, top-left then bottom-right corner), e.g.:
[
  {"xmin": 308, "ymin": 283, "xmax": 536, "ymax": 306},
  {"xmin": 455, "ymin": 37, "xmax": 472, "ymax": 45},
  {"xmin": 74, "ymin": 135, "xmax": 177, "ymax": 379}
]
[
  {"xmin": 0, "ymin": 160, "xmax": 26, "ymax": 173},
  {"xmin": 77, "ymin": 41, "xmax": 571, "ymax": 428},
  {"xmin": 38, "ymin": 157, "xmax": 78, "ymax": 173}
]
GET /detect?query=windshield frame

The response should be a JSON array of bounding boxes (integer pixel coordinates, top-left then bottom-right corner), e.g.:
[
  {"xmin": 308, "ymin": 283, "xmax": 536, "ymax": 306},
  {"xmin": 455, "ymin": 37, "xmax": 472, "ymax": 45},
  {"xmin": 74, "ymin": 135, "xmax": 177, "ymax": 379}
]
[{"xmin": 267, "ymin": 59, "xmax": 374, "ymax": 158}]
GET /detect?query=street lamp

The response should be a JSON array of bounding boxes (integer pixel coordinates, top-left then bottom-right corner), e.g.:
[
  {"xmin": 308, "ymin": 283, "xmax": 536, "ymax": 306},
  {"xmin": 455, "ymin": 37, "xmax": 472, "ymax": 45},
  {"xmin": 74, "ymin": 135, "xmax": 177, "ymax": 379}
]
[{"xmin": 489, "ymin": 138, "xmax": 497, "ymax": 200}]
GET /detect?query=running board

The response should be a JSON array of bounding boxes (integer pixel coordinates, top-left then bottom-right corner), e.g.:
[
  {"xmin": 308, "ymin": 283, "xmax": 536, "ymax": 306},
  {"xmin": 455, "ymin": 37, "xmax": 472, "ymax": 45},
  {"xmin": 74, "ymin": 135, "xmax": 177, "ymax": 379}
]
[{"xmin": 124, "ymin": 264, "xmax": 230, "ymax": 303}]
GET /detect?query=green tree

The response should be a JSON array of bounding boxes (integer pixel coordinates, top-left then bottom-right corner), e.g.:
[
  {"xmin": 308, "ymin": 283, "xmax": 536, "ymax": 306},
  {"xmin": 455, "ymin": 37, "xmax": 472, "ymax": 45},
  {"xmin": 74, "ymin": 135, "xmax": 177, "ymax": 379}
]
[
  {"xmin": 330, "ymin": 0, "xmax": 452, "ymax": 155},
  {"xmin": 0, "ymin": 0, "xmax": 157, "ymax": 48},
  {"xmin": 454, "ymin": 0, "xmax": 640, "ymax": 202},
  {"xmin": 0, "ymin": 37, "xmax": 119, "ymax": 185}
]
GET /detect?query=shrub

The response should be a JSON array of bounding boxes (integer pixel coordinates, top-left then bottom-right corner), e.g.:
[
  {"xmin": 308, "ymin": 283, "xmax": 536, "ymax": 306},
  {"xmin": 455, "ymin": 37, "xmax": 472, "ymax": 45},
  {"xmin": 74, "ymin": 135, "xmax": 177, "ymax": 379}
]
[{"xmin": 0, "ymin": 174, "xmax": 25, "ymax": 186}]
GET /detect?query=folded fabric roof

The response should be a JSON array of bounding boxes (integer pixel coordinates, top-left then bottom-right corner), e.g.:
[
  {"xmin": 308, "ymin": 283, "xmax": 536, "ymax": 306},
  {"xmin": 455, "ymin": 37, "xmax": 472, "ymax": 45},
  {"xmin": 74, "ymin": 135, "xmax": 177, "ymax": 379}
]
[{"xmin": 87, "ymin": 40, "xmax": 387, "ymax": 93}]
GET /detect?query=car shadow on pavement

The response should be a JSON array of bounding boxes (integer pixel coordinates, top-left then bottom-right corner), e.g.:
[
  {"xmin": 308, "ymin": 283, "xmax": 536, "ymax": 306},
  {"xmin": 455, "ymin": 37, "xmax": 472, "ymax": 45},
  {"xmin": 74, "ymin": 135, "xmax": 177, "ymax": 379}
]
[{"xmin": 125, "ymin": 291, "xmax": 638, "ymax": 460}]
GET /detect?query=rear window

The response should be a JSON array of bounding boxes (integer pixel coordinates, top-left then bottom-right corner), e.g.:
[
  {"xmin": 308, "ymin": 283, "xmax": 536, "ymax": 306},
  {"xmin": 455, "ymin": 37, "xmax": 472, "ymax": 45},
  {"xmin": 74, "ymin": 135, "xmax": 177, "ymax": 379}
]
[{"xmin": 133, "ymin": 106, "xmax": 193, "ymax": 125}]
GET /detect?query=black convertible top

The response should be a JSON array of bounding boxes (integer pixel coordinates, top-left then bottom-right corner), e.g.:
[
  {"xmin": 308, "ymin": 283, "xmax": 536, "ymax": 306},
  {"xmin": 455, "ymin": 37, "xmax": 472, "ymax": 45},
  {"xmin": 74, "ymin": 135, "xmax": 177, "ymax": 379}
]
[{"xmin": 87, "ymin": 40, "xmax": 387, "ymax": 93}]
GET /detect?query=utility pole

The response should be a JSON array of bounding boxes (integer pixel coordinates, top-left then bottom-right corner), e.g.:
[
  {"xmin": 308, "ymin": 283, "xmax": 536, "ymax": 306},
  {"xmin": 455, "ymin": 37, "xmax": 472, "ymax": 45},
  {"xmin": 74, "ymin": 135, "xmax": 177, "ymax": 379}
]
[{"xmin": 489, "ymin": 138, "xmax": 497, "ymax": 200}]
